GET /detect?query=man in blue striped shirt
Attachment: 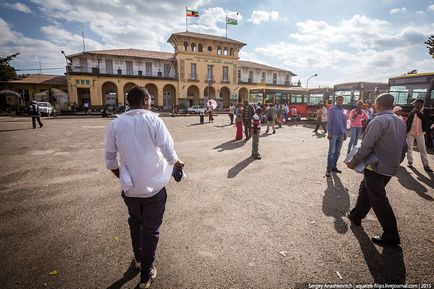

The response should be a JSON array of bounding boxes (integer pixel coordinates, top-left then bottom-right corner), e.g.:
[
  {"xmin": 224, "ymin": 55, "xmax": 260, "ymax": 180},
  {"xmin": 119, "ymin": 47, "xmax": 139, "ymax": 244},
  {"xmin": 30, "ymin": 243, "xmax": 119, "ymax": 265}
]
[{"xmin": 326, "ymin": 95, "xmax": 347, "ymax": 177}]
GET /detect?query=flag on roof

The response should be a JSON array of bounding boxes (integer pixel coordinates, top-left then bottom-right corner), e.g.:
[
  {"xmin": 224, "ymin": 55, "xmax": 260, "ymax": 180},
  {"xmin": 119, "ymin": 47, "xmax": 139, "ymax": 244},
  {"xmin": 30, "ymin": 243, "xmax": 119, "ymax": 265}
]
[
  {"xmin": 226, "ymin": 17, "xmax": 238, "ymax": 25},
  {"xmin": 186, "ymin": 8, "xmax": 199, "ymax": 17}
]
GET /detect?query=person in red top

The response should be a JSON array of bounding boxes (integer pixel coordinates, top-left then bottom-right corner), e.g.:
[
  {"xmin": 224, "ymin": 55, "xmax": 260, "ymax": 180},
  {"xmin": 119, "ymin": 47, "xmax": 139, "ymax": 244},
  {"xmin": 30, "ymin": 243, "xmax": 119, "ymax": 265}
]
[{"xmin": 347, "ymin": 100, "xmax": 368, "ymax": 154}]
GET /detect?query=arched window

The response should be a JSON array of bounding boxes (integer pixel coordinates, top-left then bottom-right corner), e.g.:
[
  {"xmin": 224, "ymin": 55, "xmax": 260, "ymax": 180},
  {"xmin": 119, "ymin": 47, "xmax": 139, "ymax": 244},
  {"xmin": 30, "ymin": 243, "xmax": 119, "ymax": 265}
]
[
  {"xmin": 207, "ymin": 46, "xmax": 212, "ymax": 52},
  {"xmin": 184, "ymin": 42, "xmax": 189, "ymax": 51},
  {"xmin": 217, "ymin": 46, "xmax": 222, "ymax": 55},
  {"xmin": 198, "ymin": 43, "xmax": 203, "ymax": 52},
  {"xmin": 223, "ymin": 47, "xmax": 228, "ymax": 56},
  {"xmin": 191, "ymin": 42, "xmax": 196, "ymax": 52},
  {"xmin": 229, "ymin": 48, "xmax": 234, "ymax": 56}
]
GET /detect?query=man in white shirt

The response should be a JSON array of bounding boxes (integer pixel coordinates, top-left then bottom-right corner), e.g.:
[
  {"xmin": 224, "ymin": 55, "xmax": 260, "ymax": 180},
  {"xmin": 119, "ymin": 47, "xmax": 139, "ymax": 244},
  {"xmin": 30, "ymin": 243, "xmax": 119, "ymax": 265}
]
[{"xmin": 104, "ymin": 86, "xmax": 184, "ymax": 289}]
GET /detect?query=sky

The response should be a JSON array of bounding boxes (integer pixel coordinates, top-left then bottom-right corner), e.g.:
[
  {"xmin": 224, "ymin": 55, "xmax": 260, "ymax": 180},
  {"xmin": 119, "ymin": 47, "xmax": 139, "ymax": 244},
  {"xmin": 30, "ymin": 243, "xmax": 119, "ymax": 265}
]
[{"xmin": 0, "ymin": 0, "xmax": 433, "ymax": 87}]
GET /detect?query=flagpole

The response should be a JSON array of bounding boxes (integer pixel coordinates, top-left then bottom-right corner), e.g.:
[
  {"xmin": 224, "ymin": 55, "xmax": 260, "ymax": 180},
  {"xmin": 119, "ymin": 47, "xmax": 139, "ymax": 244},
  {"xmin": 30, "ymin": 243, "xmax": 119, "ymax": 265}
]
[
  {"xmin": 185, "ymin": 7, "xmax": 188, "ymax": 32},
  {"xmin": 225, "ymin": 15, "xmax": 227, "ymax": 38}
]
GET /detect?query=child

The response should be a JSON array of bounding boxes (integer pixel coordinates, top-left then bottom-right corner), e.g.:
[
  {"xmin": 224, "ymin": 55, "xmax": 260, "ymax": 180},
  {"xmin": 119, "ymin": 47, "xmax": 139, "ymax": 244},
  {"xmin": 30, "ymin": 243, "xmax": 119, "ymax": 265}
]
[{"xmin": 251, "ymin": 108, "xmax": 262, "ymax": 159}]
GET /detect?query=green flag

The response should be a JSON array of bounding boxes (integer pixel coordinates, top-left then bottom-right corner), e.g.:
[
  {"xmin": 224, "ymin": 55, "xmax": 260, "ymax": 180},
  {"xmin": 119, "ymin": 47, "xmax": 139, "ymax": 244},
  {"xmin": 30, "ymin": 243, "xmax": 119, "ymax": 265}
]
[{"xmin": 226, "ymin": 17, "xmax": 238, "ymax": 25}]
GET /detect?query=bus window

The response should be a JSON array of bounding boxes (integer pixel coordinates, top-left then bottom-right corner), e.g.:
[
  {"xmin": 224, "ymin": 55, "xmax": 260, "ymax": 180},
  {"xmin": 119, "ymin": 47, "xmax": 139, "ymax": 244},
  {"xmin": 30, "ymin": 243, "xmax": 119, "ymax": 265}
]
[
  {"xmin": 250, "ymin": 92, "xmax": 263, "ymax": 104},
  {"xmin": 309, "ymin": 94, "xmax": 323, "ymax": 104},
  {"xmin": 291, "ymin": 94, "xmax": 303, "ymax": 103},
  {"xmin": 354, "ymin": 90, "xmax": 360, "ymax": 101},
  {"xmin": 412, "ymin": 88, "xmax": 427, "ymax": 101},
  {"xmin": 389, "ymin": 86, "xmax": 408, "ymax": 105},
  {"xmin": 431, "ymin": 90, "xmax": 434, "ymax": 100},
  {"xmin": 265, "ymin": 94, "xmax": 274, "ymax": 104},
  {"xmin": 335, "ymin": 91, "xmax": 351, "ymax": 104}
]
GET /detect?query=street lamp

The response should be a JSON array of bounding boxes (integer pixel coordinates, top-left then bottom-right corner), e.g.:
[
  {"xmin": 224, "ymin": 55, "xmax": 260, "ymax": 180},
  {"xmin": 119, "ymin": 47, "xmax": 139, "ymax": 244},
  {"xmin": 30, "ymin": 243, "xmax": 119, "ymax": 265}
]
[
  {"xmin": 306, "ymin": 73, "xmax": 318, "ymax": 88},
  {"xmin": 61, "ymin": 51, "xmax": 71, "ymax": 110}
]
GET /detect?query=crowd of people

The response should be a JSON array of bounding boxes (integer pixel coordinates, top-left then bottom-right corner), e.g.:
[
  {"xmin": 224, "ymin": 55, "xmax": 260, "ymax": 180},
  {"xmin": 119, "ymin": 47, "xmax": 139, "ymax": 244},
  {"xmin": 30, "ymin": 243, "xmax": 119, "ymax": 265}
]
[{"xmin": 103, "ymin": 86, "xmax": 433, "ymax": 288}]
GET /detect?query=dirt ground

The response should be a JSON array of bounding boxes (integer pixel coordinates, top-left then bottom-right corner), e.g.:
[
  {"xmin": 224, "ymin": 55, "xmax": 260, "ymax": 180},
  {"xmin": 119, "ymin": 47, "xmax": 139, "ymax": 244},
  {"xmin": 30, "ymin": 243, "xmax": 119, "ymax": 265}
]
[{"xmin": 0, "ymin": 114, "xmax": 433, "ymax": 289}]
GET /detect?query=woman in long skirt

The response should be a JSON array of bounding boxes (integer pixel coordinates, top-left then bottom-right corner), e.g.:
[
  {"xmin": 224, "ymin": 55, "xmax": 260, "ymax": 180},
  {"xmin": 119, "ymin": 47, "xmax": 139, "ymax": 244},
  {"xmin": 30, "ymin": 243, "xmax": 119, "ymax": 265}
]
[{"xmin": 235, "ymin": 103, "xmax": 243, "ymax": 140}]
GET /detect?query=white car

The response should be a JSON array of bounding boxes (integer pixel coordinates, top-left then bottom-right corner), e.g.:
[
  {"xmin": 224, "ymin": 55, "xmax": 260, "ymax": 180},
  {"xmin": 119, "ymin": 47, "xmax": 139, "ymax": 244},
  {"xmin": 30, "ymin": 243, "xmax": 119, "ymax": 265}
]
[
  {"xmin": 187, "ymin": 105, "xmax": 204, "ymax": 114},
  {"xmin": 36, "ymin": 102, "xmax": 53, "ymax": 116}
]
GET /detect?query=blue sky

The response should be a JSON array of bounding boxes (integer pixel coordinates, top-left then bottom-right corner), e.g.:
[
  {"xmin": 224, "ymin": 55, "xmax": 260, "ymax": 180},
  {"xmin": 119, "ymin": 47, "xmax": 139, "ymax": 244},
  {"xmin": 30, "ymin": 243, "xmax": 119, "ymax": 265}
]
[{"xmin": 0, "ymin": 0, "xmax": 433, "ymax": 86}]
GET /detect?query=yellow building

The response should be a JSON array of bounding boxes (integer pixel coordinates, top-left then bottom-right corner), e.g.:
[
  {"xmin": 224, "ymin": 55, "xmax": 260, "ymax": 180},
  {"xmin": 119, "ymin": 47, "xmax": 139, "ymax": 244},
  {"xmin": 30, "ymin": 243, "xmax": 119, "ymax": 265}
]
[{"xmin": 65, "ymin": 31, "xmax": 298, "ymax": 111}]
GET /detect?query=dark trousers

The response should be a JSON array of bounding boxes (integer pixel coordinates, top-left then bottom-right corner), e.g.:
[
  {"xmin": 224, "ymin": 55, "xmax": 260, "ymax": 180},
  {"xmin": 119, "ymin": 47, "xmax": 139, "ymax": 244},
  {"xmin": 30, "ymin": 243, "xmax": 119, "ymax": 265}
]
[
  {"xmin": 122, "ymin": 188, "xmax": 167, "ymax": 282},
  {"xmin": 349, "ymin": 170, "xmax": 400, "ymax": 243},
  {"xmin": 314, "ymin": 118, "xmax": 327, "ymax": 132},
  {"xmin": 32, "ymin": 116, "xmax": 43, "ymax": 129},
  {"xmin": 229, "ymin": 113, "xmax": 234, "ymax": 124},
  {"xmin": 243, "ymin": 120, "xmax": 251, "ymax": 139}
]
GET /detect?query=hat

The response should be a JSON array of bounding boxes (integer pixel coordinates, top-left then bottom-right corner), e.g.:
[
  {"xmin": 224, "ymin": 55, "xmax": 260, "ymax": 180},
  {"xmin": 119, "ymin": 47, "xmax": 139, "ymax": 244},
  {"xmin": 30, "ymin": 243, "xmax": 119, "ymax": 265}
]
[
  {"xmin": 32, "ymin": 100, "xmax": 37, "ymax": 104},
  {"xmin": 393, "ymin": 106, "xmax": 402, "ymax": 113},
  {"xmin": 411, "ymin": 98, "xmax": 424, "ymax": 105}
]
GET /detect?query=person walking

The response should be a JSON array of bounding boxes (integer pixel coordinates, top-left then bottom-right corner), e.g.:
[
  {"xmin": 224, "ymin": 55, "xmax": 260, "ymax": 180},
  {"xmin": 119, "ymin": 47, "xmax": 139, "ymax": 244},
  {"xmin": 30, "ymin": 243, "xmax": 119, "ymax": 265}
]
[
  {"xmin": 235, "ymin": 102, "xmax": 243, "ymax": 140},
  {"xmin": 28, "ymin": 100, "xmax": 43, "ymax": 129},
  {"xmin": 284, "ymin": 103, "xmax": 289, "ymax": 124},
  {"xmin": 362, "ymin": 102, "xmax": 374, "ymax": 132},
  {"xmin": 347, "ymin": 100, "xmax": 368, "ymax": 154},
  {"xmin": 277, "ymin": 104, "xmax": 284, "ymax": 128},
  {"xmin": 313, "ymin": 103, "xmax": 327, "ymax": 133},
  {"xmin": 104, "ymin": 86, "xmax": 184, "ymax": 289},
  {"xmin": 393, "ymin": 106, "xmax": 403, "ymax": 121},
  {"xmin": 326, "ymin": 95, "xmax": 347, "ymax": 177},
  {"xmin": 265, "ymin": 103, "xmax": 277, "ymax": 134},
  {"xmin": 347, "ymin": 93, "xmax": 407, "ymax": 246},
  {"xmin": 207, "ymin": 100, "xmax": 214, "ymax": 123},
  {"xmin": 228, "ymin": 102, "xmax": 235, "ymax": 124},
  {"xmin": 242, "ymin": 100, "xmax": 254, "ymax": 140},
  {"xmin": 84, "ymin": 102, "xmax": 89, "ymax": 115},
  {"xmin": 251, "ymin": 107, "xmax": 262, "ymax": 159},
  {"xmin": 405, "ymin": 99, "xmax": 432, "ymax": 172}
]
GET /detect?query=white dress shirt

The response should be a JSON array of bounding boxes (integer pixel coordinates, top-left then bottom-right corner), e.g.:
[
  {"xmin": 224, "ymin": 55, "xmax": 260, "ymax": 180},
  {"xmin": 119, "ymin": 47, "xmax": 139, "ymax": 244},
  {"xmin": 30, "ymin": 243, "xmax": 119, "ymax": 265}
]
[{"xmin": 104, "ymin": 109, "xmax": 178, "ymax": 198}]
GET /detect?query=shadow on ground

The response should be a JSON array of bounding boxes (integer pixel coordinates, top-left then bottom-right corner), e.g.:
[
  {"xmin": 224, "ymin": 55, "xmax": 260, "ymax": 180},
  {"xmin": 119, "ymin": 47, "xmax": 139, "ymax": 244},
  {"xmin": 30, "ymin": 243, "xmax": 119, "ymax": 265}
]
[
  {"xmin": 396, "ymin": 167, "xmax": 434, "ymax": 201},
  {"xmin": 227, "ymin": 157, "xmax": 254, "ymax": 178},
  {"xmin": 351, "ymin": 224, "xmax": 406, "ymax": 283},
  {"xmin": 106, "ymin": 260, "xmax": 139, "ymax": 289},
  {"xmin": 322, "ymin": 174, "xmax": 350, "ymax": 234},
  {"xmin": 213, "ymin": 139, "xmax": 246, "ymax": 152}
]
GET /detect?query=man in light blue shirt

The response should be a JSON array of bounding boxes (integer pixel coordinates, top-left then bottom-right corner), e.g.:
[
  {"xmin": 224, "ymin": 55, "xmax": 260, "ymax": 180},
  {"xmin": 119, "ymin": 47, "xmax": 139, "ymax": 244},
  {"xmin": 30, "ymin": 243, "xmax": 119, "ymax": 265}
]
[{"xmin": 326, "ymin": 95, "xmax": 347, "ymax": 177}]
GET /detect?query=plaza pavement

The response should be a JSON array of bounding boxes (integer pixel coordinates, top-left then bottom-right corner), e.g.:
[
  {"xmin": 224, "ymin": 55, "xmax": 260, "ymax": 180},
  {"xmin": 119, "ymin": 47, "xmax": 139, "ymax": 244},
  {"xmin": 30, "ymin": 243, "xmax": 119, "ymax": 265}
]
[{"xmin": 0, "ymin": 114, "xmax": 433, "ymax": 289}]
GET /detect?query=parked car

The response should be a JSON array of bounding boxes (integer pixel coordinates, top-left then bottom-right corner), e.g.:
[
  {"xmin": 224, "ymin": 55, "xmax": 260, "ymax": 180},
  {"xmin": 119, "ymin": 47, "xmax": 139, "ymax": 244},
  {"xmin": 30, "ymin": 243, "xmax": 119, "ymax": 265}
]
[
  {"xmin": 187, "ymin": 105, "xmax": 204, "ymax": 114},
  {"xmin": 36, "ymin": 102, "xmax": 53, "ymax": 116}
]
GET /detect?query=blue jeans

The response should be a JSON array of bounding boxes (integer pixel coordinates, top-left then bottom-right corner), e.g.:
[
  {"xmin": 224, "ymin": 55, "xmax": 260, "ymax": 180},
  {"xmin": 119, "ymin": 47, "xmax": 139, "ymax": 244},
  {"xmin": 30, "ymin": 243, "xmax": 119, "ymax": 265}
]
[
  {"xmin": 347, "ymin": 127, "xmax": 362, "ymax": 154},
  {"xmin": 327, "ymin": 134, "xmax": 344, "ymax": 170}
]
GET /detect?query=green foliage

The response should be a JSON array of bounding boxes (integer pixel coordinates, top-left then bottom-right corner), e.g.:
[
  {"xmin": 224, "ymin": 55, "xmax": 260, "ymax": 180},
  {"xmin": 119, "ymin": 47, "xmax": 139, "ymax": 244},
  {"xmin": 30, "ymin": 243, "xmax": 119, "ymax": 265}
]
[
  {"xmin": 0, "ymin": 53, "xmax": 19, "ymax": 81},
  {"xmin": 425, "ymin": 35, "xmax": 434, "ymax": 58}
]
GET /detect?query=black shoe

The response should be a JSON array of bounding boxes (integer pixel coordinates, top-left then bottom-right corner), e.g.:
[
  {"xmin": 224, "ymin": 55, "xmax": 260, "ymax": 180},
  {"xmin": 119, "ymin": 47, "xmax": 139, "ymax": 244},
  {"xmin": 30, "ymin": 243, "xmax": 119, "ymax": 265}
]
[
  {"xmin": 347, "ymin": 213, "xmax": 361, "ymax": 226},
  {"xmin": 325, "ymin": 170, "xmax": 331, "ymax": 177},
  {"xmin": 331, "ymin": 167, "xmax": 342, "ymax": 173},
  {"xmin": 407, "ymin": 162, "xmax": 413, "ymax": 168},
  {"xmin": 253, "ymin": 155, "xmax": 261, "ymax": 160},
  {"xmin": 424, "ymin": 166, "xmax": 433, "ymax": 172},
  {"xmin": 272, "ymin": 130, "xmax": 276, "ymax": 134},
  {"xmin": 371, "ymin": 235, "xmax": 400, "ymax": 246}
]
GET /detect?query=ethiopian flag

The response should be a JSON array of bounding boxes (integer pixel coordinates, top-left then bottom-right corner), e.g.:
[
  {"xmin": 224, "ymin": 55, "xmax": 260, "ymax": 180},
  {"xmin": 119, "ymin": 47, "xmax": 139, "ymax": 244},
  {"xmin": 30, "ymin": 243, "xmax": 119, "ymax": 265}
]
[
  {"xmin": 186, "ymin": 9, "xmax": 199, "ymax": 17},
  {"xmin": 226, "ymin": 17, "xmax": 238, "ymax": 25}
]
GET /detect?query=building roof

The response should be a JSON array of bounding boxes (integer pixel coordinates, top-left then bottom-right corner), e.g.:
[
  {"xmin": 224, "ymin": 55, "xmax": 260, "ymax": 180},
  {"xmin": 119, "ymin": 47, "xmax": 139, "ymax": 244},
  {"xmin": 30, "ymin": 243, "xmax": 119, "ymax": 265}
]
[
  {"xmin": 238, "ymin": 60, "xmax": 297, "ymax": 76},
  {"xmin": 67, "ymin": 49, "xmax": 175, "ymax": 60},
  {"xmin": 168, "ymin": 31, "xmax": 246, "ymax": 47},
  {"xmin": 8, "ymin": 74, "xmax": 67, "ymax": 86},
  {"xmin": 389, "ymin": 72, "xmax": 434, "ymax": 80}
]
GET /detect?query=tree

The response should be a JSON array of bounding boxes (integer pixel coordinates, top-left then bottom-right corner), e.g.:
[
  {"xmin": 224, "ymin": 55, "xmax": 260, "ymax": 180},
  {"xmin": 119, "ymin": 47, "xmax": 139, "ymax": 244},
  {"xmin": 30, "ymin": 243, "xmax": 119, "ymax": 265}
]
[
  {"xmin": 425, "ymin": 35, "xmax": 434, "ymax": 58},
  {"xmin": 0, "ymin": 53, "xmax": 19, "ymax": 81}
]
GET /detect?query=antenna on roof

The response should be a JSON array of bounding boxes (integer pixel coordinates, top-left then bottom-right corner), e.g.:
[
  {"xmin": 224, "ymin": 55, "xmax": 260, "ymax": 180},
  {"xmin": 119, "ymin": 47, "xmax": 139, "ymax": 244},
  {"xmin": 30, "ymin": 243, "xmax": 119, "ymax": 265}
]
[
  {"xmin": 82, "ymin": 32, "xmax": 86, "ymax": 52},
  {"xmin": 38, "ymin": 58, "xmax": 42, "ymax": 74}
]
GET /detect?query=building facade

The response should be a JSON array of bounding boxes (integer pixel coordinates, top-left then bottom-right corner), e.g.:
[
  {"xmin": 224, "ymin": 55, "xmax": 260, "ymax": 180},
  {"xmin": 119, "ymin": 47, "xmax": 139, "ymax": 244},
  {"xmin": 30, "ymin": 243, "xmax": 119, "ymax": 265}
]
[{"xmin": 65, "ymin": 31, "xmax": 298, "ymax": 111}]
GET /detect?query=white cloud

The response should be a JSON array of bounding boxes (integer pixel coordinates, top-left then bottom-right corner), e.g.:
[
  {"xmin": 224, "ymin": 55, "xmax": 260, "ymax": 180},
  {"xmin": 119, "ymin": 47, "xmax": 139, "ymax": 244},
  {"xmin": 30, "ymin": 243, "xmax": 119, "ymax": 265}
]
[
  {"xmin": 416, "ymin": 10, "xmax": 425, "ymax": 15},
  {"xmin": 4, "ymin": 2, "xmax": 32, "ymax": 13},
  {"xmin": 252, "ymin": 14, "xmax": 434, "ymax": 85},
  {"xmin": 188, "ymin": 6, "xmax": 242, "ymax": 36},
  {"xmin": 390, "ymin": 7, "xmax": 407, "ymax": 14},
  {"xmin": 248, "ymin": 10, "xmax": 279, "ymax": 24},
  {"xmin": 428, "ymin": 4, "xmax": 434, "ymax": 12}
]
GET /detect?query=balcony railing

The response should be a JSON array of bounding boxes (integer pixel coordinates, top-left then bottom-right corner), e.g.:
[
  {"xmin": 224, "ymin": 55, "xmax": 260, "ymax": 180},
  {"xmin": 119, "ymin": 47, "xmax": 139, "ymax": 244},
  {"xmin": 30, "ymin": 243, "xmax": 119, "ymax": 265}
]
[
  {"xmin": 69, "ymin": 66, "xmax": 176, "ymax": 79},
  {"xmin": 238, "ymin": 79, "xmax": 301, "ymax": 87},
  {"xmin": 189, "ymin": 74, "xmax": 198, "ymax": 81}
]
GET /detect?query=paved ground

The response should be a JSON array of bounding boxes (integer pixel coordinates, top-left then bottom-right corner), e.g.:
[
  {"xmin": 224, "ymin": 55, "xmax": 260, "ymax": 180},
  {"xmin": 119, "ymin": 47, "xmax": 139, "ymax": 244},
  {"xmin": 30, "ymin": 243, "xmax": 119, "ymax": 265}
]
[{"xmin": 0, "ymin": 114, "xmax": 433, "ymax": 289}]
